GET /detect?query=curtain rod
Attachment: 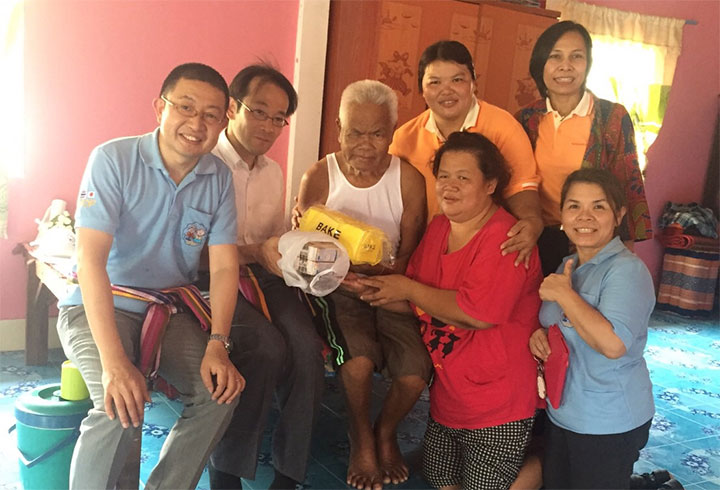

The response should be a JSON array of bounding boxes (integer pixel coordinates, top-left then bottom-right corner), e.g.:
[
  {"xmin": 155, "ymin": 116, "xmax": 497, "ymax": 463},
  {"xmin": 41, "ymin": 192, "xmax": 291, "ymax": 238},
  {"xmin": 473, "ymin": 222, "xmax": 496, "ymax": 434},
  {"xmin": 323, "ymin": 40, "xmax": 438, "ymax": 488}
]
[{"xmin": 686, "ymin": 19, "xmax": 698, "ymax": 25}]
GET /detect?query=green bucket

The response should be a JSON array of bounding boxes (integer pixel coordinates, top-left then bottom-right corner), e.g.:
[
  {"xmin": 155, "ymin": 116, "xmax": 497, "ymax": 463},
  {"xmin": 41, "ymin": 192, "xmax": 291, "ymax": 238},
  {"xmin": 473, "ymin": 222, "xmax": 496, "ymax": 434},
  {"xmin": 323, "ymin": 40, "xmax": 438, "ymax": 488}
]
[{"xmin": 9, "ymin": 384, "xmax": 92, "ymax": 490}]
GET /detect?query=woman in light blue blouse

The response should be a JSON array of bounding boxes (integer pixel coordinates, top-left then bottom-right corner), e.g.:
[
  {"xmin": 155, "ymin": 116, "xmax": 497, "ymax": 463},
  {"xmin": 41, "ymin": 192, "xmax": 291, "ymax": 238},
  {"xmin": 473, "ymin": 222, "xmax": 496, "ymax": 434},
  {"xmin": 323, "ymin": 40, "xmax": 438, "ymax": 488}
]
[{"xmin": 529, "ymin": 168, "xmax": 654, "ymax": 489}]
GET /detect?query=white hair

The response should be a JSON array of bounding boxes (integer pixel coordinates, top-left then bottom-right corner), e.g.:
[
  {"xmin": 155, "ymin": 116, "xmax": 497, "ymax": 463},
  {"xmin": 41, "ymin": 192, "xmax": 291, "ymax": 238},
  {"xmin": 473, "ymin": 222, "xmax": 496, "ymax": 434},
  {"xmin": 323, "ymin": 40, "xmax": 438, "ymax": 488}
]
[{"xmin": 338, "ymin": 80, "xmax": 398, "ymax": 127}]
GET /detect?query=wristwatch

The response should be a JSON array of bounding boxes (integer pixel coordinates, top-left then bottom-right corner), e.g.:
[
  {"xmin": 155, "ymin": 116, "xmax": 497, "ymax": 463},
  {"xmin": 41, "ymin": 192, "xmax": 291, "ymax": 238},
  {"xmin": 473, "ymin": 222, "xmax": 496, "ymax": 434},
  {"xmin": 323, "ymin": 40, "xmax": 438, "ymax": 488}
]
[{"xmin": 208, "ymin": 333, "xmax": 233, "ymax": 353}]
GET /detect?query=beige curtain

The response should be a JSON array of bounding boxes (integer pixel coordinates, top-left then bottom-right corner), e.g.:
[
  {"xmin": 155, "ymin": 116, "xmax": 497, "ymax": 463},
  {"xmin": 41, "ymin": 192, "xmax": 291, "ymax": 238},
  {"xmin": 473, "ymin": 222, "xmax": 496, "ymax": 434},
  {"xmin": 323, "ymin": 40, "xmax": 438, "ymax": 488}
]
[
  {"xmin": 0, "ymin": 0, "xmax": 24, "ymax": 238},
  {"xmin": 546, "ymin": 0, "xmax": 685, "ymax": 169}
]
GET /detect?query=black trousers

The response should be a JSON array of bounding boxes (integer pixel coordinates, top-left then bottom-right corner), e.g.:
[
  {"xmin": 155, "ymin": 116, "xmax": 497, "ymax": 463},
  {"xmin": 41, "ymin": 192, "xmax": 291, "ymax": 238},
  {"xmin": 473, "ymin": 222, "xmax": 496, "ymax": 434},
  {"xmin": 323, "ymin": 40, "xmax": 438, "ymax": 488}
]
[
  {"xmin": 543, "ymin": 417, "xmax": 652, "ymax": 489},
  {"xmin": 538, "ymin": 226, "xmax": 571, "ymax": 276},
  {"xmin": 210, "ymin": 265, "xmax": 326, "ymax": 482}
]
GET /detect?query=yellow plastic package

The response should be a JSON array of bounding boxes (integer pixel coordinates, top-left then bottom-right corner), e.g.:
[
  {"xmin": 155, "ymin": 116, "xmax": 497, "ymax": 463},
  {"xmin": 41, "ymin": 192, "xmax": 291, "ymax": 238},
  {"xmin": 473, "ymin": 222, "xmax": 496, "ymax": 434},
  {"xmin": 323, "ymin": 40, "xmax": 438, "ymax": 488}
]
[{"xmin": 298, "ymin": 205, "xmax": 392, "ymax": 266}]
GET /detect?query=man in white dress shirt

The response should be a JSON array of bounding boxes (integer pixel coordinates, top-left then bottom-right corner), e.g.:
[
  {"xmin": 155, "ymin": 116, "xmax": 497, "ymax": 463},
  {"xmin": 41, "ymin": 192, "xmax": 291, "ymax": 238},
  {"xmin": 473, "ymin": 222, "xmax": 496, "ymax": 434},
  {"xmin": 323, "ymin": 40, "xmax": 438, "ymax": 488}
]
[{"xmin": 208, "ymin": 64, "xmax": 325, "ymax": 490}]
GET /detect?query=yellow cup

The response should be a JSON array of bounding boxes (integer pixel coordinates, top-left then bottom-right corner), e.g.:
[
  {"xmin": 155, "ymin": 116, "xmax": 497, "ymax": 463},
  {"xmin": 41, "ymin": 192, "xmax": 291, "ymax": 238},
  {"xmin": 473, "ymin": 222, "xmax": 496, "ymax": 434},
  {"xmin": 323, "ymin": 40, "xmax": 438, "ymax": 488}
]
[{"xmin": 60, "ymin": 360, "xmax": 90, "ymax": 401}]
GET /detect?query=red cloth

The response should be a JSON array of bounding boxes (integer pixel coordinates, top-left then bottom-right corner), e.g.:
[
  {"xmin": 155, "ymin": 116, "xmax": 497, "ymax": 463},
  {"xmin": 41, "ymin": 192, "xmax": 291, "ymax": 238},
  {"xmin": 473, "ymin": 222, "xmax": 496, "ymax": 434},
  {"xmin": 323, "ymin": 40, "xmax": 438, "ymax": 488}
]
[
  {"xmin": 661, "ymin": 233, "xmax": 696, "ymax": 249},
  {"xmin": 111, "ymin": 284, "xmax": 212, "ymax": 378},
  {"xmin": 406, "ymin": 209, "xmax": 542, "ymax": 429},
  {"xmin": 110, "ymin": 284, "xmax": 212, "ymax": 400},
  {"xmin": 660, "ymin": 224, "xmax": 720, "ymax": 252},
  {"xmin": 544, "ymin": 324, "xmax": 569, "ymax": 409}
]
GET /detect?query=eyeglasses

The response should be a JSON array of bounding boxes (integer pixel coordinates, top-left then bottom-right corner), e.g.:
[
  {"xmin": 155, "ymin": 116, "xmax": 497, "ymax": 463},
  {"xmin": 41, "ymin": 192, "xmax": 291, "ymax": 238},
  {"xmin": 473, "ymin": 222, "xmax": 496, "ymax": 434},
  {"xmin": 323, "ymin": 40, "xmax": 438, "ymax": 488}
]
[
  {"xmin": 235, "ymin": 99, "xmax": 289, "ymax": 128},
  {"xmin": 160, "ymin": 95, "xmax": 224, "ymax": 126}
]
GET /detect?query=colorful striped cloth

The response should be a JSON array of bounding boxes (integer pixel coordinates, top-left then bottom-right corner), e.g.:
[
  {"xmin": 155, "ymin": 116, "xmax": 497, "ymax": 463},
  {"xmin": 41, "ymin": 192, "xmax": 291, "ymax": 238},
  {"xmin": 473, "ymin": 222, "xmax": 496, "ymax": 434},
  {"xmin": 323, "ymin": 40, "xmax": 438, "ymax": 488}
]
[
  {"xmin": 110, "ymin": 267, "xmax": 335, "ymax": 398},
  {"xmin": 657, "ymin": 248, "xmax": 720, "ymax": 316},
  {"xmin": 238, "ymin": 265, "xmax": 272, "ymax": 322},
  {"xmin": 111, "ymin": 284, "xmax": 211, "ymax": 379}
]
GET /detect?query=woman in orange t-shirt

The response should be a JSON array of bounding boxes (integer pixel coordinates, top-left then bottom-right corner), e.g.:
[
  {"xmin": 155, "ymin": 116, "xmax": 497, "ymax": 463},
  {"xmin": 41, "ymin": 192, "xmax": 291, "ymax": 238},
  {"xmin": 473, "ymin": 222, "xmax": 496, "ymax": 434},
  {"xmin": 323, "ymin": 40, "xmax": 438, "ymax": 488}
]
[{"xmin": 391, "ymin": 40, "xmax": 543, "ymax": 267}]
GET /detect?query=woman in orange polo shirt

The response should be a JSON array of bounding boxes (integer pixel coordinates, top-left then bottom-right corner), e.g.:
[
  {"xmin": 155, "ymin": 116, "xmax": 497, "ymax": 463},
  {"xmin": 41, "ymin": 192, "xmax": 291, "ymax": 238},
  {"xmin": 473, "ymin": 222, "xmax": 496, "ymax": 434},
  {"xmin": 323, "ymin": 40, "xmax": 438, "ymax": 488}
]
[
  {"xmin": 391, "ymin": 40, "xmax": 543, "ymax": 267},
  {"xmin": 516, "ymin": 21, "xmax": 652, "ymax": 275}
]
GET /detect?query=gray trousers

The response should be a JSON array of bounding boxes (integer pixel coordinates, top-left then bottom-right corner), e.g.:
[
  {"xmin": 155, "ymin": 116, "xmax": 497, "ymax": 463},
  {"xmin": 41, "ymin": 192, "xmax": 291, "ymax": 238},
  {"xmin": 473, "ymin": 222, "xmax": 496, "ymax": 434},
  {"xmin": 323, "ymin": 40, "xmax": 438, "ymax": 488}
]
[
  {"xmin": 210, "ymin": 265, "xmax": 325, "ymax": 482},
  {"xmin": 57, "ymin": 305, "xmax": 238, "ymax": 490}
]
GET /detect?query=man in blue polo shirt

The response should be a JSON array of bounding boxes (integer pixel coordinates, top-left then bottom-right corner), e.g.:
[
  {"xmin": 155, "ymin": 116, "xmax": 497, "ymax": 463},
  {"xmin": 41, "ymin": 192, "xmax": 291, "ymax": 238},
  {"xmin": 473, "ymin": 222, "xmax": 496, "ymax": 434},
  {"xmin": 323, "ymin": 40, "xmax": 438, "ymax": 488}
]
[{"xmin": 57, "ymin": 63, "xmax": 243, "ymax": 490}]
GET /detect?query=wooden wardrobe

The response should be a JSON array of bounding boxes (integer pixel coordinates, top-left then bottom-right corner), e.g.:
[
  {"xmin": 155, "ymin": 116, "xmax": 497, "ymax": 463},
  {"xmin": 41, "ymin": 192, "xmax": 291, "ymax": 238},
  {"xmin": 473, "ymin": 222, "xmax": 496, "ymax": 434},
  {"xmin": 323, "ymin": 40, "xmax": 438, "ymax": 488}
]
[{"xmin": 319, "ymin": 0, "xmax": 559, "ymax": 158}]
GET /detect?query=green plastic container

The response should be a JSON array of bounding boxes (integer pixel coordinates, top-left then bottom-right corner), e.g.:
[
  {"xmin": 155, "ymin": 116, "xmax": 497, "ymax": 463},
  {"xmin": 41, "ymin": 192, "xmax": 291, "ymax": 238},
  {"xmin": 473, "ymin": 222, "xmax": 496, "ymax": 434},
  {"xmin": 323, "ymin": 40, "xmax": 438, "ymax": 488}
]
[{"xmin": 9, "ymin": 384, "xmax": 92, "ymax": 490}]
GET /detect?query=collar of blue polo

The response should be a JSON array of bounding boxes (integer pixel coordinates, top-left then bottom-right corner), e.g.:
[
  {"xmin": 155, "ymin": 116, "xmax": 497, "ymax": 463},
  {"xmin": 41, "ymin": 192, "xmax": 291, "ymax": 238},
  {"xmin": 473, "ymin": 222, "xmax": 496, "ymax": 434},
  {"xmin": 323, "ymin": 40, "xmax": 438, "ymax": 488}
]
[{"xmin": 579, "ymin": 236, "xmax": 626, "ymax": 268}]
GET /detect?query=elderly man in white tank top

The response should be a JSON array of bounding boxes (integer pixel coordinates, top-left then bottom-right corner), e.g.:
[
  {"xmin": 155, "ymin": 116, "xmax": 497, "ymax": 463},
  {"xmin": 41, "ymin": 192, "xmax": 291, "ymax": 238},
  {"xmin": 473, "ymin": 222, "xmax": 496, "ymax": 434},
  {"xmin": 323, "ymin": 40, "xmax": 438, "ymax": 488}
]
[{"xmin": 298, "ymin": 80, "xmax": 430, "ymax": 490}]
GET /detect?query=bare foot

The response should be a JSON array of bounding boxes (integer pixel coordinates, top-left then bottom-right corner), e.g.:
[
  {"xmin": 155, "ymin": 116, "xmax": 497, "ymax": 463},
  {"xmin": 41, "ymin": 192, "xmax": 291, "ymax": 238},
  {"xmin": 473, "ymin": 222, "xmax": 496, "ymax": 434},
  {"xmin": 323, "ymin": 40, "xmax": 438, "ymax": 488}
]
[
  {"xmin": 375, "ymin": 430, "xmax": 409, "ymax": 485},
  {"xmin": 347, "ymin": 439, "xmax": 383, "ymax": 490}
]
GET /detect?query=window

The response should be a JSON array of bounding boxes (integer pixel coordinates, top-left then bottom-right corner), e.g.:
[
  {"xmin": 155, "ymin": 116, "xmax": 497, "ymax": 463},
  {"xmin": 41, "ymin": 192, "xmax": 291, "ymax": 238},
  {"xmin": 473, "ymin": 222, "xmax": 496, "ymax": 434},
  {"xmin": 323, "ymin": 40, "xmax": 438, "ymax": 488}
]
[
  {"xmin": 0, "ymin": 0, "xmax": 23, "ymax": 238},
  {"xmin": 587, "ymin": 36, "xmax": 672, "ymax": 170},
  {"xmin": 1, "ymin": 0, "xmax": 23, "ymax": 179}
]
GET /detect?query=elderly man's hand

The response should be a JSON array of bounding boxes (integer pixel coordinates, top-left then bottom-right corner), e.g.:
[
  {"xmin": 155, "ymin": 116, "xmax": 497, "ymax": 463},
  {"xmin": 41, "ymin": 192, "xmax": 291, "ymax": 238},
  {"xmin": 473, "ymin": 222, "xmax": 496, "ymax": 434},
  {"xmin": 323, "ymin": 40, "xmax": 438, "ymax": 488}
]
[
  {"xmin": 339, "ymin": 272, "xmax": 378, "ymax": 297},
  {"xmin": 500, "ymin": 216, "xmax": 543, "ymax": 267},
  {"xmin": 291, "ymin": 197, "xmax": 302, "ymax": 230}
]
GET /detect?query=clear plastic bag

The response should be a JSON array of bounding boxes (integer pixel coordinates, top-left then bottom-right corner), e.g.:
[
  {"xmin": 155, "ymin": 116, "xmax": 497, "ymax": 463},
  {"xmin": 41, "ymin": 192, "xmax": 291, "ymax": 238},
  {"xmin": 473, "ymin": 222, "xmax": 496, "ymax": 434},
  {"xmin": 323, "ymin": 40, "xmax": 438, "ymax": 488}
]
[{"xmin": 277, "ymin": 230, "xmax": 350, "ymax": 296}]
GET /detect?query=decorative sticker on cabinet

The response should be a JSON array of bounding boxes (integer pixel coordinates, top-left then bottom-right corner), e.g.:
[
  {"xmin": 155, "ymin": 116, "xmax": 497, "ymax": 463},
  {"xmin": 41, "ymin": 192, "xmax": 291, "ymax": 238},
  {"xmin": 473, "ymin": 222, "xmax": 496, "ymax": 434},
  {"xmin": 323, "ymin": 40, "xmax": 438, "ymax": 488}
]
[
  {"xmin": 473, "ymin": 16, "xmax": 494, "ymax": 100},
  {"xmin": 509, "ymin": 24, "xmax": 545, "ymax": 114},
  {"xmin": 377, "ymin": 1, "xmax": 422, "ymax": 108},
  {"xmin": 449, "ymin": 13, "xmax": 478, "ymax": 56}
]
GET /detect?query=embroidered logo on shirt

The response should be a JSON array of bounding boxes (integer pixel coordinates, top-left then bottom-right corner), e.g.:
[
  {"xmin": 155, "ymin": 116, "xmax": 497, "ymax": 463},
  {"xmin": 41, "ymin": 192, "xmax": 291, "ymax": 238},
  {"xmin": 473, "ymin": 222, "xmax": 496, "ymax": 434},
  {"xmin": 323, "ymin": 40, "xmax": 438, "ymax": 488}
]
[
  {"xmin": 183, "ymin": 223, "xmax": 207, "ymax": 246},
  {"xmin": 560, "ymin": 314, "xmax": 573, "ymax": 328},
  {"xmin": 79, "ymin": 190, "xmax": 96, "ymax": 208}
]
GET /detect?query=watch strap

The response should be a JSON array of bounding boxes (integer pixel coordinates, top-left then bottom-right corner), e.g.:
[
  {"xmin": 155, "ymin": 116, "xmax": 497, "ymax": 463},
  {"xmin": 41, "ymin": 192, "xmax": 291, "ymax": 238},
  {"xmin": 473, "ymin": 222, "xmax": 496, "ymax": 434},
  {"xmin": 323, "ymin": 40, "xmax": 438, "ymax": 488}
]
[{"xmin": 208, "ymin": 333, "xmax": 232, "ymax": 353}]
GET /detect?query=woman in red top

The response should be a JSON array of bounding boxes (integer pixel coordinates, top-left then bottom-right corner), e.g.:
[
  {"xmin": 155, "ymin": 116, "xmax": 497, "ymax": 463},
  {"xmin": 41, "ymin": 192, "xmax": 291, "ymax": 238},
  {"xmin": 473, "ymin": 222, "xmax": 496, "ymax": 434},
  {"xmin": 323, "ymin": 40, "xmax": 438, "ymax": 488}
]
[{"xmin": 360, "ymin": 132, "xmax": 542, "ymax": 489}]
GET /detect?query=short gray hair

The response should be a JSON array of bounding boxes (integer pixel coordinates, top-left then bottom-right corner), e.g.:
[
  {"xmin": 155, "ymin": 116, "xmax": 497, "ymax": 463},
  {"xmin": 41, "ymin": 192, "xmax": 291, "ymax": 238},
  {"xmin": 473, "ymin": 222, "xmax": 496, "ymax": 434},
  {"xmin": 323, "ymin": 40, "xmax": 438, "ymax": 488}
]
[{"xmin": 338, "ymin": 80, "xmax": 398, "ymax": 128}]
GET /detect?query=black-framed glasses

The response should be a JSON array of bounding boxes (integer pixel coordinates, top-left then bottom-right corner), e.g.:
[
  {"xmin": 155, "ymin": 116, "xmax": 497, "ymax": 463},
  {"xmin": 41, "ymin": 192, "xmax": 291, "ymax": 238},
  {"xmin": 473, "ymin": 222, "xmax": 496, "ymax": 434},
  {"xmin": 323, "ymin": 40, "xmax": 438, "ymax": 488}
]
[
  {"xmin": 161, "ymin": 95, "xmax": 224, "ymax": 126},
  {"xmin": 235, "ymin": 98, "xmax": 289, "ymax": 128}
]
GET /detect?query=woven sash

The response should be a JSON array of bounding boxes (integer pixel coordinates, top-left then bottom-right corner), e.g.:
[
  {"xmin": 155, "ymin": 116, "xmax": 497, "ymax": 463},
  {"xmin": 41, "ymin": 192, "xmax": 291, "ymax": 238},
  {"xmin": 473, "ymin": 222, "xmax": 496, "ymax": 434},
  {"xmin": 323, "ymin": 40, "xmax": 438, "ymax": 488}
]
[{"xmin": 111, "ymin": 284, "xmax": 211, "ymax": 379}]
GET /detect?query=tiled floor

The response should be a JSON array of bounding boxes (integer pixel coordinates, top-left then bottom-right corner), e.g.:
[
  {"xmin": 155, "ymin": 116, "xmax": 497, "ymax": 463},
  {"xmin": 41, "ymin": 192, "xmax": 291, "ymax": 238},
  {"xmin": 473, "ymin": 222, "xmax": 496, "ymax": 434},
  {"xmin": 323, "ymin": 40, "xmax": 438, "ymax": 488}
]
[{"xmin": 1, "ymin": 311, "xmax": 719, "ymax": 489}]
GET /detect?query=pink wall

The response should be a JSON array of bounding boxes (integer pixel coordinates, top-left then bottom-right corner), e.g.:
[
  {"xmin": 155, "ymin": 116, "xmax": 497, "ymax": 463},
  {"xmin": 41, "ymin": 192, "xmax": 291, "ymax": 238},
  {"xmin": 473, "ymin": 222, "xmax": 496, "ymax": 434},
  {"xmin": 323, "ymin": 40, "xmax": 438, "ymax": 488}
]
[
  {"xmin": 583, "ymin": 0, "xmax": 720, "ymax": 284},
  {"xmin": 2, "ymin": 0, "xmax": 717, "ymax": 321},
  {"xmin": 0, "ymin": 0, "xmax": 299, "ymax": 320}
]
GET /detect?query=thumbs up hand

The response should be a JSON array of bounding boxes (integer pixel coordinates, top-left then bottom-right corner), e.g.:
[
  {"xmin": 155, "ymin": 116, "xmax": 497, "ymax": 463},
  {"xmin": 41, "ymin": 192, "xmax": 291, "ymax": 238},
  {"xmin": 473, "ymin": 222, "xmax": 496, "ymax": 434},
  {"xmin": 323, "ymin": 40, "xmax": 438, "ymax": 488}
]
[{"xmin": 539, "ymin": 258, "xmax": 574, "ymax": 302}]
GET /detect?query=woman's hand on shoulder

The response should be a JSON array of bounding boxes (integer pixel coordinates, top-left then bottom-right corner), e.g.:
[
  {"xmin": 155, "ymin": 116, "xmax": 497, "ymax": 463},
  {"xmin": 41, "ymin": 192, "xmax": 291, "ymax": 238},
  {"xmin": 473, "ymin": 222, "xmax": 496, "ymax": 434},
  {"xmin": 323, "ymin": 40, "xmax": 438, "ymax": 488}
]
[
  {"xmin": 539, "ymin": 258, "xmax": 574, "ymax": 302},
  {"xmin": 501, "ymin": 215, "xmax": 544, "ymax": 267}
]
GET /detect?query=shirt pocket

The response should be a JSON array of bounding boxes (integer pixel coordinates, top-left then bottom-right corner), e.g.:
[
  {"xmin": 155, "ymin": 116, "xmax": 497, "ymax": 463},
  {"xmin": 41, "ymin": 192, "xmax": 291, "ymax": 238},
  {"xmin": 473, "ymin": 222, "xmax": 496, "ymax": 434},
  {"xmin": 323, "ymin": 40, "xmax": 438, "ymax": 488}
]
[
  {"xmin": 180, "ymin": 207, "xmax": 212, "ymax": 266},
  {"xmin": 578, "ymin": 291, "xmax": 599, "ymax": 307},
  {"xmin": 463, "ymin": 329, "xmax": 509, "ymax": 386}
]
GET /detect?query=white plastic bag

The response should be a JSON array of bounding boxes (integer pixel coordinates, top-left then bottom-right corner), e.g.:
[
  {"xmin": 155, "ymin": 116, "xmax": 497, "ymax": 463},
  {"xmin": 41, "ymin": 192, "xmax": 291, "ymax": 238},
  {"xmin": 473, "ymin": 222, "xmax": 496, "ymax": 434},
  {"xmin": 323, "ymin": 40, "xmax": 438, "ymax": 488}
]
[
  {"xmin": 31, "ymin": 199, "xmax": 76, "ymax": 258},
  {"xmin": 277, "ymin": 230, "xmax": 350, "ymax": 296}
]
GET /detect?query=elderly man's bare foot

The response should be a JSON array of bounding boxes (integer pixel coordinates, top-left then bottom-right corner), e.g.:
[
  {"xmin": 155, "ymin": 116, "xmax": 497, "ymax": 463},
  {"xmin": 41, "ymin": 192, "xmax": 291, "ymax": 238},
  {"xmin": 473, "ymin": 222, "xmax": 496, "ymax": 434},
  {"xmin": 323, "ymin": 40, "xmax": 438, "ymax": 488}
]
[
  {"xmin": 376, "ymin": 433, "xmax": 409, "ymax": 485},
  {"xmin": 347, "ymin": 442, "xmax": 383, "ymax": 490}
]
